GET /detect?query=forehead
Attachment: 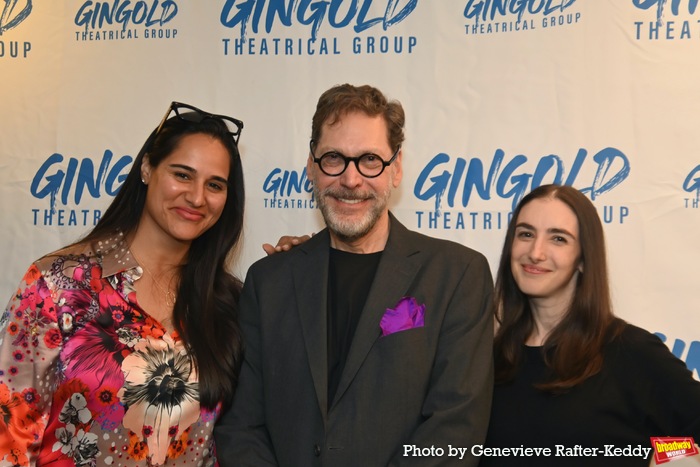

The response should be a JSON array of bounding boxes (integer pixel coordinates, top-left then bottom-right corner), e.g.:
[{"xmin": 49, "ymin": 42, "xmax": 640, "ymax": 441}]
[
  {"xmin": 517, "ymin": 197, "xmax": 579, "ymax": 232},
  {"xmin": 164, "ymin": 133, "xmax": 230, "ymax": 174},
  {"xmin": 318, "ymin": 111, "xmax": 390, "ymax": 151}
]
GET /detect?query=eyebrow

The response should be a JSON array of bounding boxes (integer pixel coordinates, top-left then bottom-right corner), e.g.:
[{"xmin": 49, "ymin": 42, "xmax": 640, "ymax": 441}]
[
  {"xmin": 320, "ymin": 148, "xmax": 383, "ymax": 156},
  {"xmin": 515, "ymin": 222, "xmax": 577, "ymax": 239},
  {"xmin": 169, "ymin": 163, "xmax": 229, "ymax": 185}
]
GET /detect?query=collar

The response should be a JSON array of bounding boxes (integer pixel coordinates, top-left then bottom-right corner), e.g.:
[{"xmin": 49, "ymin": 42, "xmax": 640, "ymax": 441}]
[{"xmin": 92, "ymin": 232, "xmax": 139, "ymax": 278}]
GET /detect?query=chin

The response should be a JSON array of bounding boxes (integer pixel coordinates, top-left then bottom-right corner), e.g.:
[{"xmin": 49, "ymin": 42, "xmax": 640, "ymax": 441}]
[
  {"xmin": 169, "ymin": 230, "xmax": 205, "ymax": 244},
  {"xmin": 514, "ymin": 282, "xmax": 543, "ymax": 298},
  {"xmin": 330, "ymin": 223, "xmax": 370, "ymax": 241}
]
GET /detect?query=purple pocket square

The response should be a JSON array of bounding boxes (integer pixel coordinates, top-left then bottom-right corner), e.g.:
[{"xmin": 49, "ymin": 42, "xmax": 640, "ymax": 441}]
[{"xmin": 380, "ymin": 296, "xmax": 426, "ymax": 337}]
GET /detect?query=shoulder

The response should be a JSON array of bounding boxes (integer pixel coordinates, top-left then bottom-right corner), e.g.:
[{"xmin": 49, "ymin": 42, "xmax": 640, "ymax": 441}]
[
  {"xmin": 34, "ymin": 242, "xmax": 92, "ymax": 266},
  {"xmin": 408, "ymin": 228, "xmax": 486, "ymax": 258},
  {"xmin": 608, "ymin": 323, "xmax": 690, "ymax": 377},
  {"xmin": 246, "ymin": 229, "xmax": 329, "ymax": 275},
  {"xmin": 32, "ymin": 242, "xmax": 103, "ymax": 284},
  {"xmin": 612, "ymin": 323, "xmax": 666, "ymax": 353},
  {"xmin": 608, "ymin": 323, "xmax": 700, "ymax": 429},
  {"xmin": 390, "ymin": 216, "xmax": 490, "ymax": 269}
]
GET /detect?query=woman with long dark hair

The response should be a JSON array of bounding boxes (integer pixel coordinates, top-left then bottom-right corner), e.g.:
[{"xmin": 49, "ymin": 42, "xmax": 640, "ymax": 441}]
[
  {"xmin": 0, "ymin": 102, "xmax": 245, "ymax": 466},
  {"xmin": 482, "ymin": 184, "xmax": 700, "ymax": 466}
]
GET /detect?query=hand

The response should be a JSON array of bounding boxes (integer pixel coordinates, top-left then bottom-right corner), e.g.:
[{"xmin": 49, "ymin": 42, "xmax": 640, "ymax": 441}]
[{"xmin": 262, "ymin": 234, "xmax": 312, "ymax": 256}]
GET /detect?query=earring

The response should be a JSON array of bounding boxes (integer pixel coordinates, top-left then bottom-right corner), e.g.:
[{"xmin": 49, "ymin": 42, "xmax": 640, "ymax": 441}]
[{"xmin": 141, "ymin": 178, "xmax": 147, "ymax": 185}]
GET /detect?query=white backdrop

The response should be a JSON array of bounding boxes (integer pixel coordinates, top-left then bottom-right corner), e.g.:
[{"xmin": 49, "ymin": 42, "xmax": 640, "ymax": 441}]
[{"xmin": 1, "ymin": 0, "xmax": 699, "ymax": 375}]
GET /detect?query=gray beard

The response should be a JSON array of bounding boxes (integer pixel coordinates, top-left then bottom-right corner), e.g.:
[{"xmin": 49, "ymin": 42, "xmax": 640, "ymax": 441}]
[{"xmin": 313, "ymin": 184, "xmax": 391, "ymax": 242}]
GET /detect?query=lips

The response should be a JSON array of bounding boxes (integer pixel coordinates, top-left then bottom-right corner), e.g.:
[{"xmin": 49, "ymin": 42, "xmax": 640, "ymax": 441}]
[
  {"xmin": 337, "ymin": 198, "xmax": 363, "ymax": 204},
  {"xmin": 521, "ymin": 264, "xmax": 550, "ymax": 274},
  {"xmin": 173, "ymin": 207, "xmax": 205, "ymax": 221},
  {"xmin": 324, "ymin": 188, "xmax": 374, "ymax": 210},
  {"xmin": 334, "ymin": 197, "xmax": 369, "ymax": 209}
]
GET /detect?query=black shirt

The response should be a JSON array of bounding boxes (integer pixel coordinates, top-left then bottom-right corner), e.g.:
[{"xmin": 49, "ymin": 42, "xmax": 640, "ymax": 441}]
[
  {"xmin": 482, "ymin": 325, "xmax": 700, "ymax": 466},
  {"xmin": 327, "ymin": 248, "xmax": 382, "ymax": 408}
]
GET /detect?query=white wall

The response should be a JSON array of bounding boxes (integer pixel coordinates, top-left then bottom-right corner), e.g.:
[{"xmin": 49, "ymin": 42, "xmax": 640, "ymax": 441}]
[{"xmin": 1, "ymin": 1, "xmax": 698, "ymax": 375}]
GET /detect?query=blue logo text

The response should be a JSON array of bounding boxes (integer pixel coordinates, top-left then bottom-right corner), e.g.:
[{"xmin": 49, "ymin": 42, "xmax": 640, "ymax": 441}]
[
  {"xmin": 221, "ymin": 0, "xmax": 418, "ymax": 41},
  {"xmin": 414, "ymin": 147, "xmax": 631, "ymax": 211},
  {"xmin": 31, "ymin": 151, "xmax": 132, "ymax": 208},
  {"xmin": 75, "ymin": 0, "xmax": 177, "ymax": 31}
]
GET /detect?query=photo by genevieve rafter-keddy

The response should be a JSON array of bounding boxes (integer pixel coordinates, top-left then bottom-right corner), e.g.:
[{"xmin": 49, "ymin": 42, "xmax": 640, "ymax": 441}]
[{"xmin": 401, "ymin": 442, "xmax": 700, "ymax": 465}]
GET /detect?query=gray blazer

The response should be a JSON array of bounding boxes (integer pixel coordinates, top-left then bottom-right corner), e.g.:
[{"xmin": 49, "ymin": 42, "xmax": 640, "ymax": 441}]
[{"xmin": 215, "ymin": 214, "xmax": 494, "ymax": 467}]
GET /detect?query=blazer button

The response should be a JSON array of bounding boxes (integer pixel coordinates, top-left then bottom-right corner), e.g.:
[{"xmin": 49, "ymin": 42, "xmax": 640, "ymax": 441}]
[{"xmin": 314, "ymin": 444, "xmax": 321, "ymax": 457}]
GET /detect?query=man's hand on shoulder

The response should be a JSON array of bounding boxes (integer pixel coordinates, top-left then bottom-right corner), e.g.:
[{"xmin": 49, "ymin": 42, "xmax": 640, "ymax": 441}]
[{"xmin": 262, "ymin": 234, "xmax": 313, "ymax": 256}]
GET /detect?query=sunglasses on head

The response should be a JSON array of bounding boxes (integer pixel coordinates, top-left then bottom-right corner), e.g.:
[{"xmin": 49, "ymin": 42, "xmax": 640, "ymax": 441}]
[{"xmin": 155, "ymin": 101, "xmax": 244, "ymax": 145}]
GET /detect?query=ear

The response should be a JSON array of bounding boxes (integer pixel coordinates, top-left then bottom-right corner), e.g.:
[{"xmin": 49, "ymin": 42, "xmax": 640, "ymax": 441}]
[
  {"xmin": 578, "ymin": 262, "xmax": 584, "ymax": 274},
  {"xmin": 306, "ymin": 154, "xmax": 315, "ymax": 182},
  {"xmin": 391, "ymin": 149, "xmax": 403, "ymax": 188},
  {"xmin": 141, "ymin": 156, "xmax": 153, "ymax": 184}
]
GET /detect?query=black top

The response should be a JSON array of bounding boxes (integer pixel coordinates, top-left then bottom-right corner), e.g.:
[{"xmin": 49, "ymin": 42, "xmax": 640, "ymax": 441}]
[
  {"xmin": 481, "ymin": 324, "xmax": 700, "ymax": 467},
  {"xmin": 327, "ymin": 248, "xmax": 382, "ymax": 408}
]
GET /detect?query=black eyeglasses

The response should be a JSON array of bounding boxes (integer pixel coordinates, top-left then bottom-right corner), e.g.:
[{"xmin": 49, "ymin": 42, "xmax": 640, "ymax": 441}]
[
  {"xmin": 155, "ymin": 101, "xmax": 244, "ymax": 145},
  {"xmin": 310, "ymin": 140, "xmax": 400, "ymax": 178}
]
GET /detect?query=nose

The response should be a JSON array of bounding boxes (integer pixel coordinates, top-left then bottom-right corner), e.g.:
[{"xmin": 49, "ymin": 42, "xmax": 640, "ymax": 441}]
[
  {"xmin": 338, "ymin": 160, "xmax": 364, "ymax": 188},
  {"xmin": 185, "ymin": 182, "xmax": 205, "ymax": 207},
  {"xmin": 528, "ymin": 238, "xmax": 546, "ymax": 262}
]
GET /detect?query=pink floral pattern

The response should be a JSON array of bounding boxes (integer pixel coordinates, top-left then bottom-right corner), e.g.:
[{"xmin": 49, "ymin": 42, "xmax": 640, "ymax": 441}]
[{"xmin": 0, "ymin": 239, "xmax": 221, "ymax": 466}]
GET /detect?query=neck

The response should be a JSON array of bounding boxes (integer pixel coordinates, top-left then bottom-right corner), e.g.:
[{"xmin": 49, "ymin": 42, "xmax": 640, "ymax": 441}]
[
  {"xmin": 128, "ymin": 232, "xmax": 188, "ymax": 275},
  {"xmin": 526, "ymin": 299, "xmax": 569, "ymax": 346}
]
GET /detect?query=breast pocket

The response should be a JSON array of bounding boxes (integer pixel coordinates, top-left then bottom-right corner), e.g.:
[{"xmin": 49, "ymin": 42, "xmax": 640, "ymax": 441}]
[{"xmin": 370, "ymin": 327, "xmax": 432, "ymax": 380}]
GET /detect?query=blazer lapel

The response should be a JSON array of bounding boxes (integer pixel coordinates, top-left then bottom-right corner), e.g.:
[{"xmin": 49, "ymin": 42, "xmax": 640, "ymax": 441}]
[
  {"xmin": 293, "ymin": 231, "xmax": 331, "ymax": 419},
  {"xmin": 330, "ymin": 216, "xmax": 420, "ymax": 408}
]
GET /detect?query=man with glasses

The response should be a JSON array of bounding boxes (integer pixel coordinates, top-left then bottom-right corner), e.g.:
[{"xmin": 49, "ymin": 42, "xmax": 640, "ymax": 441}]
[{"xmin": 215, "ymin": 84, "xmax": 494, "ymax": 467}]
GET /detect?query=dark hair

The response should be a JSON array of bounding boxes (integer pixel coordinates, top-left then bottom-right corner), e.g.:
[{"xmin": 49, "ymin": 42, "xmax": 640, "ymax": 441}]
[
  {"xmin": 311, "ymin": 83, "xmax": 405, "ymax": 151},
  {"xmin": 493, "ymin": 184, "xmax": 624, "ymax": 393},
  {"xmin": 81, "ymin": 112, "xmax": 245, "ymax": 409}
]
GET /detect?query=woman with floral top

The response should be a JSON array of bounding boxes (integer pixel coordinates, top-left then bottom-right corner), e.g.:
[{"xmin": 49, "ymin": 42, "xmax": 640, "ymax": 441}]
[{"xmin": 0, "ymin": 102, "xmax": 245, "ymax": 466}]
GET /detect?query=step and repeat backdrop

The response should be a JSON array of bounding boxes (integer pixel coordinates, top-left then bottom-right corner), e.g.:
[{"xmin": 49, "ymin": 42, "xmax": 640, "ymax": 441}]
[{"xmin": 1, "ymin": 1, "xmax": 699, "ymax": 375}]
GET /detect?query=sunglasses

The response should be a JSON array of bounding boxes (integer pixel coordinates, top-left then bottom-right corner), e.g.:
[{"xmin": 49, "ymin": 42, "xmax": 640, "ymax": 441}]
[{"xmin": 155, "ymin": 101, "xmax": 244, "ymax": 145}]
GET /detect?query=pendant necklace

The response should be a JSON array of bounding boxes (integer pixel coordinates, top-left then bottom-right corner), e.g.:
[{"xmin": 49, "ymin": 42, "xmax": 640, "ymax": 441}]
[{"xmin": 131, "ymin": 251, "xmax": 177, "ymax": 308}]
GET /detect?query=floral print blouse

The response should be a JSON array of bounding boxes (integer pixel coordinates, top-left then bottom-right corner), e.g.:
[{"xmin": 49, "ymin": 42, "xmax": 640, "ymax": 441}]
[{"xmin": 0, "ymin": 234, "xmax": 220, "ymax": 466}]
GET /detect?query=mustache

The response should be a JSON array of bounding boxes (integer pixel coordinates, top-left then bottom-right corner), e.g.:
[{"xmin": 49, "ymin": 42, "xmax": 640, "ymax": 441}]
[{"xmin": 319, "ymin": 187, "xmax": 376, "ymax": 201}]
